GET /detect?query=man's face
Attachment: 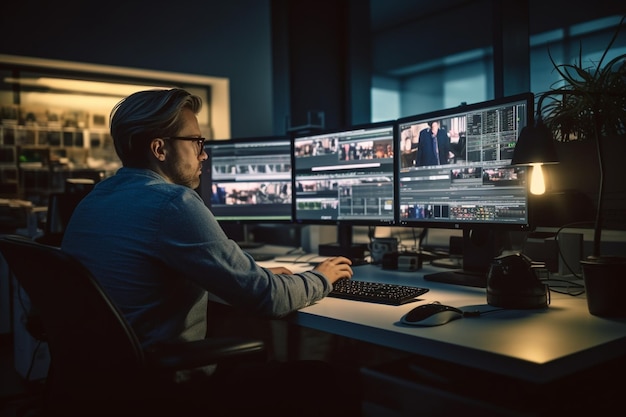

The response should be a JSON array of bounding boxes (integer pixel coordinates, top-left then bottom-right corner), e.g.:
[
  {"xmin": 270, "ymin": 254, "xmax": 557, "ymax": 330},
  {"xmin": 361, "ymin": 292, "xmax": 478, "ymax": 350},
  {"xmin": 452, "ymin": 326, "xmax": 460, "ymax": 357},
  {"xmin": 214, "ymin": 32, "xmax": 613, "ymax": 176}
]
[{"xmin": 161, "ymin": 108, "xmax": 207, "ymax": 189}]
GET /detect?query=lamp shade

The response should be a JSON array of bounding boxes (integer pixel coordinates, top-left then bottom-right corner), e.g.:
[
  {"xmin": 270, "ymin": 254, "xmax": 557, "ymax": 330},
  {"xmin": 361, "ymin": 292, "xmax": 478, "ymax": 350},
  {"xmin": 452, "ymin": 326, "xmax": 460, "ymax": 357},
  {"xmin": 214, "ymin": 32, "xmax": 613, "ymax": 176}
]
[{"xmin": 511, "ymin": 121, "xmax": 559, "ymax": 165}]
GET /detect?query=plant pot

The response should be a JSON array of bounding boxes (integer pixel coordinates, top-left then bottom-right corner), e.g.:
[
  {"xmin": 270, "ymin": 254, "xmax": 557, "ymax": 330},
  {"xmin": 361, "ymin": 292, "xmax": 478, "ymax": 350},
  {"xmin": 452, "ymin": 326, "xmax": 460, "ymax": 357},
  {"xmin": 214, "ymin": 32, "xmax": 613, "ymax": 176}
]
[{"xmin": 581, "ymin": 256, "xmax": 626, "ymax": 317}]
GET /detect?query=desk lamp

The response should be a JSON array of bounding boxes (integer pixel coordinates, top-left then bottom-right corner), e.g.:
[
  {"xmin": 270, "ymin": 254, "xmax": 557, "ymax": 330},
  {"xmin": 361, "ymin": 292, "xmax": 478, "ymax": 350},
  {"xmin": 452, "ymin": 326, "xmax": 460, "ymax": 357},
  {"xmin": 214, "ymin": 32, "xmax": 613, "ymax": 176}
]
[{"xmin": 511, "ymin": 108, "xmax": 559, "ymax": 195}]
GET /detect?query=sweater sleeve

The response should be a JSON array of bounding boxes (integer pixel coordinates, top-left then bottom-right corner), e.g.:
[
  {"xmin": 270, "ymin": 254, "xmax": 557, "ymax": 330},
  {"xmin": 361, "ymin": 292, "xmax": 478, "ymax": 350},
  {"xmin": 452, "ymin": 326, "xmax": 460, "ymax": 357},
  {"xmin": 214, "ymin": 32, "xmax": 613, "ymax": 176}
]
[{"xmin": 158, "ymin": 188, "xmax": 333, "ymax": 317}]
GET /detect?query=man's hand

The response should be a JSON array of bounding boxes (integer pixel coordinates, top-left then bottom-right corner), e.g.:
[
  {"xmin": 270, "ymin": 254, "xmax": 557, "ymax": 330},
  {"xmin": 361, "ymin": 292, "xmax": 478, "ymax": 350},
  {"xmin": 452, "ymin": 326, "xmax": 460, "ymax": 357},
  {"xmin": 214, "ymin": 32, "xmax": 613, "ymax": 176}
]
[{"xmin": 313, "ymin": 256, "xmax": 353, "ymax": 283}]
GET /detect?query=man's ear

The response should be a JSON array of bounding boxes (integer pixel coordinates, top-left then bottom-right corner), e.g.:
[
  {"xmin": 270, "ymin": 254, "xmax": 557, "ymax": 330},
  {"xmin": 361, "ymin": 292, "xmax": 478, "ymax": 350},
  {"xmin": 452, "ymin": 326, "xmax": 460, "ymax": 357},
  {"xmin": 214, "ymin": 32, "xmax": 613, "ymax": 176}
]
[{"xmin": 151, "ymin": 138, "xmax": 167, "ymax": 161}]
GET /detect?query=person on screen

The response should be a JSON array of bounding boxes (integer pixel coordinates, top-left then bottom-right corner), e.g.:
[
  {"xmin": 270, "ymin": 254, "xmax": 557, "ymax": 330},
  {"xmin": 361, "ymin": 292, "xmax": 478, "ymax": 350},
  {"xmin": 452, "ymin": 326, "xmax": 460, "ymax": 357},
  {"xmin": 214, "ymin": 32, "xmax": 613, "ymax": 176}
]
[
  {"xmin": 400, "ymin": 128, "xmax": 416, "ymax": 167},
  {"xmin": 386, "ymin": 143, "xmax": 394, "ymax": 158},
  {"xmin": 415, "ymin": 120, "xmax": 452, "ymax": 166},
  {"xmin": 210, "ymin": 183, "xmax": 226, "ymax": 204},
  {"xmin": 61, "ymin": 88, "xmax": 359, "ymax": 417}
]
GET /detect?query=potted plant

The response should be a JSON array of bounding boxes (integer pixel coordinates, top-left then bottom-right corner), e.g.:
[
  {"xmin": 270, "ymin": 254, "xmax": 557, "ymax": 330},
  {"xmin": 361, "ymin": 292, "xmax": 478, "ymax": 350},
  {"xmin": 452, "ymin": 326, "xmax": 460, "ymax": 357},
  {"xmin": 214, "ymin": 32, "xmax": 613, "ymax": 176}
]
[{"xmin": 537, "ymin": 15, "xmax": 626, "ymax": 316}]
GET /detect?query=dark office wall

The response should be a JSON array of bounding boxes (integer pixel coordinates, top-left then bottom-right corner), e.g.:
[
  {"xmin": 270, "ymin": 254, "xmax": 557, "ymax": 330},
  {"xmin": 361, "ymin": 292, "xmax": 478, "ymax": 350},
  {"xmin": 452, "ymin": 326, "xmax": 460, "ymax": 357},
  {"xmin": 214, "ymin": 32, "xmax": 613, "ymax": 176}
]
[
  {"xmin": 372, "ymin": 1, "xmax": 494, "ymax": 76},
  {"xmin": 271, "ymin": 0, "xmax": 372, "ymax": 131},
  {"xmin": 0, "ymin": 0, "xmax": 275, "ymax": 138}
]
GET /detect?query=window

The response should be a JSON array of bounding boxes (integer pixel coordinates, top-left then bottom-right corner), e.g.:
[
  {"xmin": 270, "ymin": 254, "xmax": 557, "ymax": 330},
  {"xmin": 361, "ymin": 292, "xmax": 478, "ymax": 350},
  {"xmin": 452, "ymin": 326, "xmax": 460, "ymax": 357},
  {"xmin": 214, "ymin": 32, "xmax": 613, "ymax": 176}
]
[{"xmin": 372, "ymin": 15, "xmax": 626, "ymax": 121}]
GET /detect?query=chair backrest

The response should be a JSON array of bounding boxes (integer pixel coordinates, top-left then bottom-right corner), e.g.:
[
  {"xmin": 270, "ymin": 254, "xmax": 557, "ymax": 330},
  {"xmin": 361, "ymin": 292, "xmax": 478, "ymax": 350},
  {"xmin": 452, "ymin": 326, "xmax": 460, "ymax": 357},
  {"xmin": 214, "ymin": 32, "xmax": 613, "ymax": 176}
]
[
  {"xmin": 0, "ymin": 234, "xmax": 146, "ymax": 413},
  {"xmin": 45, "ymin": 192, "xmax": 85, "ymax": 236},
  {"xmin": 36, "ymin": 191, "xmax": 89, "ymax": 247}
]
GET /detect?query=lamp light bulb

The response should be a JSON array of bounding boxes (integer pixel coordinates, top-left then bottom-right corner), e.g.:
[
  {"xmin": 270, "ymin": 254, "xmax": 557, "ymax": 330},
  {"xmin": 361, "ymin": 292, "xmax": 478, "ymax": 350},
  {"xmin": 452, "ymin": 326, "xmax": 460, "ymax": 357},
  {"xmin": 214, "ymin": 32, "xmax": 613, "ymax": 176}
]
[{"xmin": 530, "ymin": 163, "xmax": 546, "ymax": 195}]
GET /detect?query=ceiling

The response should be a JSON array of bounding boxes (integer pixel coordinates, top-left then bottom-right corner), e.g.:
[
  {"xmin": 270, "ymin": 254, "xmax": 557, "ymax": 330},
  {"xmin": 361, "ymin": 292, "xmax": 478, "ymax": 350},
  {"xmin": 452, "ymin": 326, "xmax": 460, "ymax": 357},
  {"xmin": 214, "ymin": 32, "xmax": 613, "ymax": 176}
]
[
  {"xmin": 369, "ymin": 0, "xmax": 626, "ymax": 36},
  {"xmin": 369, "ymin": 0, "xmax": 470, "ymax": 33}
]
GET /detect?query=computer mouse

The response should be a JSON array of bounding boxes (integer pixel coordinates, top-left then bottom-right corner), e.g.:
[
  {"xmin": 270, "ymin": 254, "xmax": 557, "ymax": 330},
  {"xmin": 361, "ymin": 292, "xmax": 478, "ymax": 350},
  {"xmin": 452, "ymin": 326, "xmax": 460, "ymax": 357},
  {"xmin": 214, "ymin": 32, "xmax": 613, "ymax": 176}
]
[{"xmin": 401, "ymin": 302, "xmax": 463, "ymax": 326}]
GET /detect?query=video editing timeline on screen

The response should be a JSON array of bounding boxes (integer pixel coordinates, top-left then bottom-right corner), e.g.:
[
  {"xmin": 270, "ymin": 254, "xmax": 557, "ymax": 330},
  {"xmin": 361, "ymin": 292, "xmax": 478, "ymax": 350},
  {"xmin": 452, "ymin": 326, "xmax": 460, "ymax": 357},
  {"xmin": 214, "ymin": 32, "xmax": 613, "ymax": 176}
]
[
  {"xmin": 293, "ymin": 123, "xmax": 396, "ymax": 224},
  {"xmin": 398, "ymin": 94, "xmax": 531, "ymax": 228},
  {"xmin": 200, "ymin": 137, "xmax": 293, "ymax": 222}
]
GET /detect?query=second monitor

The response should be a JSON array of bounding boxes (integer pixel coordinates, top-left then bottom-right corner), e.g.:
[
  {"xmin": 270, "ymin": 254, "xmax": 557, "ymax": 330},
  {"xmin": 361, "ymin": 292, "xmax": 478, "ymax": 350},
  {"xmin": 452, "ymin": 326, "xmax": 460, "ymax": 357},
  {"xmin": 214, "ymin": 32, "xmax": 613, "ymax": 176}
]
[
  {"xmin": 199, "ymin": 136, "xmax": 293, "ymax": 223},
  {"xmin": 292, "ymin": 121, "xmax": 396, "ymax": 259}
]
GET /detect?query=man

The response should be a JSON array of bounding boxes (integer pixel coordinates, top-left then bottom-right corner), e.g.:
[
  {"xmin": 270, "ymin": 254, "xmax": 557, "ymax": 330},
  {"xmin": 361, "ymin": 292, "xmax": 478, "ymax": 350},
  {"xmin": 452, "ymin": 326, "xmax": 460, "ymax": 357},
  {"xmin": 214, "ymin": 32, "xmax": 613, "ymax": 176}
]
[
  {"xmin": 415, "ymin": 120, "xmax": 451, "ymax": 166},
  {"xmin": 61, "ymin": 88, "xmax": 358, "ymax": 416}
]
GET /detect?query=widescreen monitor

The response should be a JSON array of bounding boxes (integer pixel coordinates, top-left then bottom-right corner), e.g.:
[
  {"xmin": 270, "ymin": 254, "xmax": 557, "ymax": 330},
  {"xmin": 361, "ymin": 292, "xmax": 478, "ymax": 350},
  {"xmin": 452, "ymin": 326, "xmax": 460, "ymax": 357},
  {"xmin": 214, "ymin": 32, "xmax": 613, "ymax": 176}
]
[
  {"xmin": 396, "ymin": 93, "xmax": 534, "ymax": 283},
  {"xmin": 291, "ymin": 121, "xmax": 396, "ymax": 259},
  {"xmin": 199, "ymin": 136, "xmax": 292, "ymax": 223},
  {"xmin": 292, "ymin": 121, "xmax": 396, "ymax": 225}
]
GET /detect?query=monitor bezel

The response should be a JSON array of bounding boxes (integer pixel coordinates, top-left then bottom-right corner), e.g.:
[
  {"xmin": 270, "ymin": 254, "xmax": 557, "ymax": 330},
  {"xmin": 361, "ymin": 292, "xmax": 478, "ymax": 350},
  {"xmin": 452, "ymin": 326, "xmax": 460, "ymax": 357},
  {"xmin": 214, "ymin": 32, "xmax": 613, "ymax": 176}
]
[
  {"xmin": 199, "ymin": 135, "xmax": 293, "ymax": 224},
  {"xmin": 395, "ymin": 92, "xmax": 535, "ymax": 232},
  {"xmin": 290, "ymin": 120, "xmax": 398, "ymax": 227}
]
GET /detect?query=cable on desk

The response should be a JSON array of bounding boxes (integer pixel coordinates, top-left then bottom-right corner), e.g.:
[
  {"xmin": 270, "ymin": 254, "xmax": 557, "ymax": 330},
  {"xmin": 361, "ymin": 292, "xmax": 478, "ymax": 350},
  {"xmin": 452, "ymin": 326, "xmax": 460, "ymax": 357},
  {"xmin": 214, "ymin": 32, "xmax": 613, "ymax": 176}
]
[
  {"xmin": 461, "ymin": 308, "xmax": 505, "ymax": 317},
  {"xmin": 544, "ymin": 277, "xmax": 585, "ymax": 296},
  {"xmin": 286, "ymin": 246, "xmax": 305, "ymax": 255},
  {"xmin": 534, "ymin": 265, "xmax": 585, "ymax": 297},
  {"xmin": 553, "ymin": 221, "xmax": 594, "ymax": 280}
]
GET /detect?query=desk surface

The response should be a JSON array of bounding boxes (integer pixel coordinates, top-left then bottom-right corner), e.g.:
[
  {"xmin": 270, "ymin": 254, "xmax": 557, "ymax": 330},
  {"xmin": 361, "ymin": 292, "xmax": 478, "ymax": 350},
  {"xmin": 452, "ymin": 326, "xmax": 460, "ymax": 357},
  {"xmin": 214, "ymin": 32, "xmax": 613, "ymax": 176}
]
[{"xmin": 260, "ymin": 260, "xmax": 626, "ymax": 385}]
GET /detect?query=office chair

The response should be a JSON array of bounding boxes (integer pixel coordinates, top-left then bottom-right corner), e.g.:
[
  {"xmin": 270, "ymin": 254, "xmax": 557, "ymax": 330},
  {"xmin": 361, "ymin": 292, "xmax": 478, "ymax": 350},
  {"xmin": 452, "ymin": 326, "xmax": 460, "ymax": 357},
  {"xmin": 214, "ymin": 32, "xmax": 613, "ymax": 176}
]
[
  {"xmin": 0, "ymin": 234, "xmax": 266, "ymax": 416},
  {"xmin": 35, "ymin": 178, "xmax": 96, "ymax": 247},
  {"xmin": 34, "ymin": 192, "xmax": 86, "ymax": 247}
]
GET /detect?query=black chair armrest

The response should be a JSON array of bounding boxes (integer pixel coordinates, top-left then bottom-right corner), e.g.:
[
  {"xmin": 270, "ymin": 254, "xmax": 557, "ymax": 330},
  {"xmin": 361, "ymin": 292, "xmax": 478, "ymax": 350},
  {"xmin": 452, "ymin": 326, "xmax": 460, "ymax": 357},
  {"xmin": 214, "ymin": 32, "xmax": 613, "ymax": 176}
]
[{"xmin": 145, "ymin": 337, "xmax": 266, "ymax": 371}]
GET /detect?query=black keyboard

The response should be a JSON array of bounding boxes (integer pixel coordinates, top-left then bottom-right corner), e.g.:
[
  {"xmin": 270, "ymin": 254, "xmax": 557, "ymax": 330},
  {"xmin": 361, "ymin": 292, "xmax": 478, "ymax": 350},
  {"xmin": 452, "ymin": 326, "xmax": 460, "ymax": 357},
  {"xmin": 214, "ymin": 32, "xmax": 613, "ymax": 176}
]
[{"xmin": 329, "ymin": 279, "xmax": 429, "ymax": 305}]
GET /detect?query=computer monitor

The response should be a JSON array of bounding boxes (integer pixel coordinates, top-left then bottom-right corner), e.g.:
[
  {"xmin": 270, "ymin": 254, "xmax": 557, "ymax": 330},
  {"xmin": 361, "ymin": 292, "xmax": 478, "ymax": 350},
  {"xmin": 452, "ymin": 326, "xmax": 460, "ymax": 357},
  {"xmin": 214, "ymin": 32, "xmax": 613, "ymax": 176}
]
[
  {"xmin": 198, "ymin": 136, "xmax": 293, "ymax": 224},
  {"xmin": 291, "ymin": 121, "xmax": 396, "ymax": 260},
  {"xmin": 396, "ymin": 92, "xmax": 534, "ymax": 286}
]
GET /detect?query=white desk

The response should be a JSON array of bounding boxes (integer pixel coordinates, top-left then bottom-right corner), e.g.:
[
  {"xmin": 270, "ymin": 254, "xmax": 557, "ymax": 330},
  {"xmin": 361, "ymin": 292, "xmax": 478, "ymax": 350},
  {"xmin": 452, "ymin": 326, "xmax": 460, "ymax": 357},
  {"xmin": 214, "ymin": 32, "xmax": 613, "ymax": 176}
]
[{"xmin": 264, "ymin": 262, "xmax": 626, "ymax": 385}]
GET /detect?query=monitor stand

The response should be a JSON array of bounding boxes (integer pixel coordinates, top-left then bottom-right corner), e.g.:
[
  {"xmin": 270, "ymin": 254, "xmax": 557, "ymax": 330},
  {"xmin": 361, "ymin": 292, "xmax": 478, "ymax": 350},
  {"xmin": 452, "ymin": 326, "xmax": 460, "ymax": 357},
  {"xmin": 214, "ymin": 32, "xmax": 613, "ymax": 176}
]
[
  {"xmin": 318, "ymin": 224, "xmax": 367, "ymax": 264},
  {"xmin": 424, "ymin": 229, "xmax": 509, "ymax": 288},
  {"xmin": 430, "ymin": 256, "xmax": 463, "ymax": 269},
  {"xmin": 237, "ymin": 241, "xmax": 264, "ymax": 249},
  {"xmin": 228, "ymin": 224, "xmax": 264, "ymax": 249},
  {"xmin": 424, "ymin": 268, "xmax": 488, "ymax": 288}
]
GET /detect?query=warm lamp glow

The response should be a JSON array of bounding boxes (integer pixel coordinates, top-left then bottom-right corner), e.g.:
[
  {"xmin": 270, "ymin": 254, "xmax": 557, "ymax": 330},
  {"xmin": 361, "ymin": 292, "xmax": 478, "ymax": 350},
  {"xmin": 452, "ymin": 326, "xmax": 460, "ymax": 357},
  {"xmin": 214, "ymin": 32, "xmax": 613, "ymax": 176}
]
[
  {"xmin": 511, "ymin": 121, "xmax": 558, "ymax": 195},
  {"xmin": 529, "ymin": 163, "xmax": 546, "ymax": 195},
  {"xmin": 4, "ymin": 76, "xmax": 167, "ymax": 96}
]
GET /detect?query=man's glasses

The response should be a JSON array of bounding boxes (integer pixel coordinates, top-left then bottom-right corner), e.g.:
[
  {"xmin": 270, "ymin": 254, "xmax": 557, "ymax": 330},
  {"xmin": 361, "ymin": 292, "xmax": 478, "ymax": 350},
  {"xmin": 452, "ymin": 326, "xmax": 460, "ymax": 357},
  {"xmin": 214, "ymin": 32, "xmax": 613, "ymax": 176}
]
[{"xmin": 162, "ymin": 137, "xmax": 206, "ymax": 156}]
